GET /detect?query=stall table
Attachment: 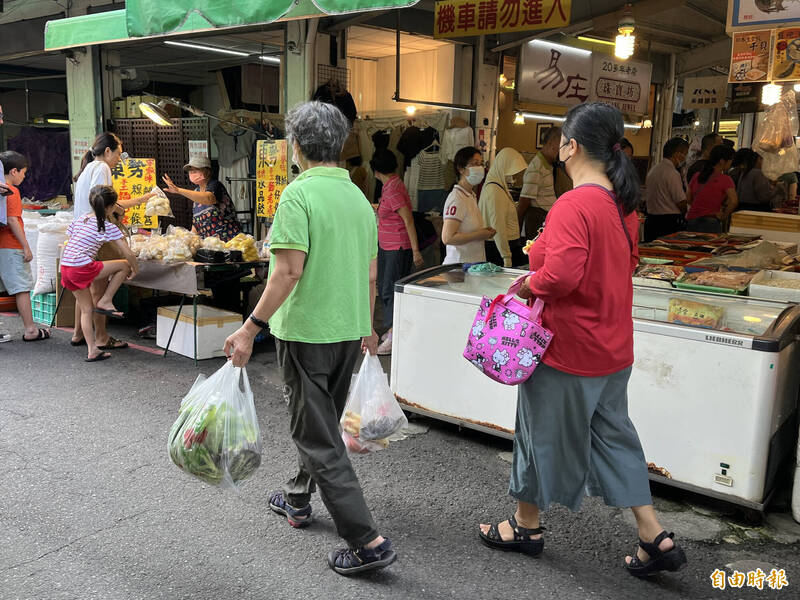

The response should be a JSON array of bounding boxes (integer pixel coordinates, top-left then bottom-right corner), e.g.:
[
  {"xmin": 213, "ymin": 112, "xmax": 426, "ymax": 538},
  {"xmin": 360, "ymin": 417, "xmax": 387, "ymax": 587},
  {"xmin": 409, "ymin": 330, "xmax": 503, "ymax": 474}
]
[{"xmin": 126, "ymin": 260, "xmax": 267, "ymax": 363}]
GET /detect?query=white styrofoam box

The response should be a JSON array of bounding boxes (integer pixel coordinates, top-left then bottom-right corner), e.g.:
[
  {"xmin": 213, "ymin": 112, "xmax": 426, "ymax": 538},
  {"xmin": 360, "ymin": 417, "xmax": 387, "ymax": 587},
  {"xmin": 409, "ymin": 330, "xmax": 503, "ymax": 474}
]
[
  {"xmin": 157, "ymin": 305, "xmax": 242, "ymax": 360},
  {"xmin": 749, "ymin": 270, "xmax": 800, "ymax": 303}
]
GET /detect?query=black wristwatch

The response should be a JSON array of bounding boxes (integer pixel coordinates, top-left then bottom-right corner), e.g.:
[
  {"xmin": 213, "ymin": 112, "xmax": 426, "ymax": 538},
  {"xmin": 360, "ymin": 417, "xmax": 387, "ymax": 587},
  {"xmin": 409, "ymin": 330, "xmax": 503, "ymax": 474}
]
[{"xmin": 249, "ymin": 314, "xmax": 268, "ymax": 329}]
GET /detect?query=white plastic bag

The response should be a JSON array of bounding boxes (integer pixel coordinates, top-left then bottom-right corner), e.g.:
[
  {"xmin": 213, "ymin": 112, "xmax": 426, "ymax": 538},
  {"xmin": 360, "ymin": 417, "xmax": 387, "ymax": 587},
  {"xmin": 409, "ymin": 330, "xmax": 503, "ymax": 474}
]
[
  {"xmin": 340, "ymin": 354, "xmax": 408, "ymax": 454},
  {"xmin": 144, "ymin": 186, "xmax": 175, "ymax": 218},
  {"xmin": 33, "ymin": 219, "xmax": 69, "ymax": 295},
  {"xmin": 168, "ymin": 361, "xmax": 262, "ymax": 491}
]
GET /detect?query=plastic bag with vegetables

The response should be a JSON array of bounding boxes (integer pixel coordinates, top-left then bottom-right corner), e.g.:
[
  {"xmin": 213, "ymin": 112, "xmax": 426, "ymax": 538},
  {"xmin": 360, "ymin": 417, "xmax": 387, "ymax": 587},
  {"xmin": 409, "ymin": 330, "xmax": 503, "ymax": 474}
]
[
  {"xmin": 340, "ymin": 354, "xmax": 407, "ymax": 454},
  {"xmin": 168, "ymin": 361, "xmax": 262, "ymax": 490}
]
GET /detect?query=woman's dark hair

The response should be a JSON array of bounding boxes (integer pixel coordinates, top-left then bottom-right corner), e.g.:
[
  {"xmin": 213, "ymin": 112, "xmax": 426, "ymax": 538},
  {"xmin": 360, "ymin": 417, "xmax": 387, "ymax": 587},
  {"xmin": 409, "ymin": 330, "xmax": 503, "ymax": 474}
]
[
  {"xmin": 562, "ymin": 102, "xmax": 640, "ymax": 214},
  {"xmin": 698, "ymin": 145, "xmax": 735, "ymax": 184},
  {"xmin": 731, "ymin": 148, "xmax": 753, "ymax": 170},
  {"xmin": 369, "ymin": 149, "xmax": 398, "ymax": 175},
  {"xmin": 88, "ymin": 185, "xmax": 118, "ymax": 232},
  {"xmin": 0, "ymin": 150, "xmax": 28, "ymax": 173},
  {"xmin": 453, "ymin": 146, "xmax": 481, "ymax": 182},
  {"xmin": 619, "ymin": 138, "xmax": 634, "ymax": 153},
  {"xmin": 75, "ymin": 132, "xmax": 121, "ymax": 182}
]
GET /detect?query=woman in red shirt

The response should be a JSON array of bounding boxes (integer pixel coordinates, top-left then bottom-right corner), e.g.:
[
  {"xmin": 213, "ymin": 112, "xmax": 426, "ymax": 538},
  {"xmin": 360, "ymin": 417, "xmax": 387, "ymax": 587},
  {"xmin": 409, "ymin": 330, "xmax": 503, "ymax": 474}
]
[
  {"xmin": 685, "ymin": 145, "xmax": 737, "ymax": 233},
  {"xmin": 478, "ymin": 103, "xmax": 687, "ymax": 578}
]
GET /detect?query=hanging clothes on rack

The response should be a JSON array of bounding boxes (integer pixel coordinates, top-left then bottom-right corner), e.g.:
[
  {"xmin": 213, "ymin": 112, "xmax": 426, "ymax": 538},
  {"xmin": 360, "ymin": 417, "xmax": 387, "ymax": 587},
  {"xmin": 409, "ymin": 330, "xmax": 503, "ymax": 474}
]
[
  {"xmin": 441, "ymin": 125, "xmax": 475, "ymax": 189},
  {"xmin": 213, "ymin": 124, "xmax": 257, "ymax": 213},
  {"xmin": 417, "ymin": 141, "xmax": 448, "ymax": 213},
  {"xmin": 220, "ymin": 159, "xmax": 251, "ymax": 213}
]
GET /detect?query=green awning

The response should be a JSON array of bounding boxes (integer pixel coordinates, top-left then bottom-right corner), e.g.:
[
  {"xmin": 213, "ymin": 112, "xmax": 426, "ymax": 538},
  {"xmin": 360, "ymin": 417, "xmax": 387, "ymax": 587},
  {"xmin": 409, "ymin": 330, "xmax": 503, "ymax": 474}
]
[{"xmin": 45, "ymin": 0, "xmax": 420, "ymax": 51}]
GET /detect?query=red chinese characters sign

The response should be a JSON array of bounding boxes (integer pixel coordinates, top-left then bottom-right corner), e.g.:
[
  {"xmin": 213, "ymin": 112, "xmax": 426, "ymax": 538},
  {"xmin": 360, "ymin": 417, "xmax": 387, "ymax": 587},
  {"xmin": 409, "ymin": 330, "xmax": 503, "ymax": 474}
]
[
  {"xmin": 255, "ymin": 140, "xmax": 288, "ymax": 219},
  {"xmin": 434, "ymin": 0, "xmax": 571, "ymax": 39}
]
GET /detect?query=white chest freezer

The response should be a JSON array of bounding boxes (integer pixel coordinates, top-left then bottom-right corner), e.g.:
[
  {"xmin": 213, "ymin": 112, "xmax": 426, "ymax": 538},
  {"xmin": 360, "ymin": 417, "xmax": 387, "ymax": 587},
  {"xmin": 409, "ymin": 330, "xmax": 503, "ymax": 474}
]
[{"xmin": 391, "ymin": 266, "xmax": 800, "ymax": 510}]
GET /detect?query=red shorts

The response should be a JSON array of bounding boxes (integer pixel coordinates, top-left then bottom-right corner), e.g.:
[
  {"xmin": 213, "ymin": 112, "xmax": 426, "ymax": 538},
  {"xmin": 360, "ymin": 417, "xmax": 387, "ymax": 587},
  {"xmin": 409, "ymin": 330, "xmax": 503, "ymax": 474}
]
[{"xmin": 61, "ymin": 262, "xmax": 104, "ymax": 291}]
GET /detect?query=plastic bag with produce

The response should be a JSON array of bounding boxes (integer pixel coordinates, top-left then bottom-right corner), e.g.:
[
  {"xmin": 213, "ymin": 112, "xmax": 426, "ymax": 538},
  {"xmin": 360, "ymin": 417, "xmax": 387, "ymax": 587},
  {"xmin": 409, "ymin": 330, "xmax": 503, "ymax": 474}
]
[
  {"xmin": 339, "ymin": 354, "xmax": 407, "ymax": 453},
  {"xmin": 168, "ymin": 361, "xmax": 262, "ymax": 491},
  {"xmin": 202, "ymin": 236, "xmax": 227, "ymax": 251},
  {"xmin": 144, "ymin": 186, "xmax": 175, "ymax": 218}
]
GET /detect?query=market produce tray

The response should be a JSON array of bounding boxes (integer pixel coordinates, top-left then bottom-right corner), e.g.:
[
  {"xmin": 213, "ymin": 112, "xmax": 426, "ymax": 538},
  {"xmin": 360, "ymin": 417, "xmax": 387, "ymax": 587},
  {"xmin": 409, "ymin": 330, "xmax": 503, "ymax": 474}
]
[
  {"xmin": 674, "ymin": 273, "xmax": 749, "ymax": 296},
  {"xmin": 749, "ymin": 270, "xmax": 800, "ymax": 302}
]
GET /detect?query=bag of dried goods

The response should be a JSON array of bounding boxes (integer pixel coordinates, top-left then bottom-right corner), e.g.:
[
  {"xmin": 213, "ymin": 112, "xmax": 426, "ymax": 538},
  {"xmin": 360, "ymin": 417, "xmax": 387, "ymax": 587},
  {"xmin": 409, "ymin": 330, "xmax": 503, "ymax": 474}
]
[
  {"xmin": 168, "ymin": 361, "xmax": 262, "ymax": 490},
  {"xmin": 144, "ymin": 186, "xmax": 175, "ymax": 217}
]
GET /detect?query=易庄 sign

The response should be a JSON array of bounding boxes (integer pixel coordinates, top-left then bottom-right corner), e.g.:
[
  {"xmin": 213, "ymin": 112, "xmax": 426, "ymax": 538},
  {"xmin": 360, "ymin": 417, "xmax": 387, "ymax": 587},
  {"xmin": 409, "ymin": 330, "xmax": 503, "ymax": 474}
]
[
  {"xmin": 434, "ymin": 0, "xmax": 571, "ymax": 39},
  {"xmin": 518, "ymin": 41, "xmax": 652, "ymax": 115}
]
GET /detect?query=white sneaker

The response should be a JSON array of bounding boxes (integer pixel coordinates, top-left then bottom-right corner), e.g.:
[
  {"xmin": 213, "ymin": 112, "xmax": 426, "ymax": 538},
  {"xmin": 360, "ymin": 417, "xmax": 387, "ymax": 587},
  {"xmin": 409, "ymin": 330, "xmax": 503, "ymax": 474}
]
[
  {"xmin": 377, "ymin": 332, "xmax": 393, "ymax": 355},
  {"xmin": 0, "ymin": 333, "xmax": 11, "ymax": 343}
]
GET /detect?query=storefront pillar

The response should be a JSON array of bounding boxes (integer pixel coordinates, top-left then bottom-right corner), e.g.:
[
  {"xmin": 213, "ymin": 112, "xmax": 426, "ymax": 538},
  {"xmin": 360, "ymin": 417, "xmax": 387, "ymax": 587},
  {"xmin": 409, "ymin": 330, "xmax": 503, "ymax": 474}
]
[
  {"xmin": 66, "ymin": 46, "xmax": 103, "ymax": 175},
  {"xmin": 474, "ymin": 35, "xmax": 499, "ymax": 160},
  {"xmin": 283, "ymin": 18, "xmax": 318, "ymax": 113}
]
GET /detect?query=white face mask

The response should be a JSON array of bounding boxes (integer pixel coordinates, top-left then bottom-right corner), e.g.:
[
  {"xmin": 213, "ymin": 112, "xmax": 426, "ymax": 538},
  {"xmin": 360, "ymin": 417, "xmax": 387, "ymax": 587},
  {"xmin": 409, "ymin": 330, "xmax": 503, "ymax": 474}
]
[{"xmin": 465, "ymin": 166, "xmax": 484, "ymax": 186}]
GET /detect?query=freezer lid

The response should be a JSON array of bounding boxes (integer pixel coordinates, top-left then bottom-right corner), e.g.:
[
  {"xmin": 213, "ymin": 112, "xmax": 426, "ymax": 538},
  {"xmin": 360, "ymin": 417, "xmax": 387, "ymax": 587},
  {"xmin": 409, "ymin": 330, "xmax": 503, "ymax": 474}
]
[
  {"xmin": 395, "ymin": 264, "xmax": 528, "ymax": 303},
  {"xmin": 633, "ymin": 284, "xmax": 798, "ymax": 351}
]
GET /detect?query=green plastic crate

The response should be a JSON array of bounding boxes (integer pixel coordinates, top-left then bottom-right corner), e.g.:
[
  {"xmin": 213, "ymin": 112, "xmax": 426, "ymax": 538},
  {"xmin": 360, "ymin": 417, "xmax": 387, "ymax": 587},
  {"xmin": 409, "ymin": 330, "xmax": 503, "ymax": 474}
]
[{"xmin": 30, "ymin": 292, "xmax": 57, "ymax": 325}]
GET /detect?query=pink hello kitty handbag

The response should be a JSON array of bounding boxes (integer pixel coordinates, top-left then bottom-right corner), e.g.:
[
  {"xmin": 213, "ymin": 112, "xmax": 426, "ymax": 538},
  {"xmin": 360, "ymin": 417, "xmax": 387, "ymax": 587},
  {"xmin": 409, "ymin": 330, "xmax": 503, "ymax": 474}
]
[{"xmin": 463, "ymin": 273, "xmax": 553, "ymax": 385}]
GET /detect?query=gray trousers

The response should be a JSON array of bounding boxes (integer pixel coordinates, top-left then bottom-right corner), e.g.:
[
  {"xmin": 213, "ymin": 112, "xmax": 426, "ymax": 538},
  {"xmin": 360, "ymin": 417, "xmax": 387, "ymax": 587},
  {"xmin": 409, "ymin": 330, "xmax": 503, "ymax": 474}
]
[
  {"xmin": 276, "ymin": 338, "xmax": 379, "ymax": 548},
  {"xmin": 510, "ymin": 364, "xmax": 653, "ymax": 511}
]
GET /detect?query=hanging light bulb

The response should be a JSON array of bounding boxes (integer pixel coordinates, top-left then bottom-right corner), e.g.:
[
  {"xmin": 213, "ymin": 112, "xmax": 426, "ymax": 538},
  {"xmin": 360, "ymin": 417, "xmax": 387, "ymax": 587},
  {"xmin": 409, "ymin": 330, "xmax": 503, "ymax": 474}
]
[
  {"xmin": 499, "ymin": 74, "xmax": 508, "ymax": 86},
  {"xmin": 514, "ymin": 112, "xmax": 525, "ymax": 125},
  {"xmin": 642, "ymin": 118, "xmax": 653, "ymax": 129},
  {"xmin": 794, "ymin": 83, "xmax": 800, "ymax": 93},
  {"xmin": 615, "ymin": 5, "xmax": 635, "ymax": 60},
  {"xmin": 762, "ymin": 83, "xmax": 782, "ymax": 106},
  {"xmin": 693, "ymin": 120, "xmax": 701, "ymax": 127},
  {"xmin": 405, "ymin": 105, "xmax": 417, "ymax": 116}
]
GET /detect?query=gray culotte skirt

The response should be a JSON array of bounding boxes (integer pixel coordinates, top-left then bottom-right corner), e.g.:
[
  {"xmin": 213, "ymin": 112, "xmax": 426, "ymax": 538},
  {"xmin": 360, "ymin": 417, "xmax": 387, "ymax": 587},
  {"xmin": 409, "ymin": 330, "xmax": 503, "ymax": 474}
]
[{"xmin": 509, "ymin": 363, "xmax": 653, "ymax": 511}]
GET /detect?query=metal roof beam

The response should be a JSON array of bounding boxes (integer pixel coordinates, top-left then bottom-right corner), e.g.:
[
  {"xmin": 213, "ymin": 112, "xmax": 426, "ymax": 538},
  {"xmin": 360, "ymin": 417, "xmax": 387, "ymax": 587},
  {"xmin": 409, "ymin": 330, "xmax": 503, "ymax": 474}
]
[{"xmin": 676, "ymin": 37, "xmax": 731, "ymax": 77}]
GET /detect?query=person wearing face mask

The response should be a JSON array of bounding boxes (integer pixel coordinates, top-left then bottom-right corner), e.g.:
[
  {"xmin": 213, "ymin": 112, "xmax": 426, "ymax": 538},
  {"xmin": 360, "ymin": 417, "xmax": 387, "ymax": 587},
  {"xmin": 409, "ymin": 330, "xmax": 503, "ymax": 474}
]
[
  {"xmin": 70, "ymin": 132, "xmax": 154, "ymax": 351},
  {"xmin": 163, "ymin": 156, "xmax": 242, "ymax": 242},
  {"xmin": 479, "ymin": 148, "xmax": 528, "ymax": 267},
  {"xmin": 479, "ymin": 102, "xmax": 687, "ymax": 579},
  {"xmin": 643, "ymin": 137, "xmax": 689, "ymax": 242},
  {"xmin": 441, "ymin": 146, "xmax": 496, "ymax": 265}
]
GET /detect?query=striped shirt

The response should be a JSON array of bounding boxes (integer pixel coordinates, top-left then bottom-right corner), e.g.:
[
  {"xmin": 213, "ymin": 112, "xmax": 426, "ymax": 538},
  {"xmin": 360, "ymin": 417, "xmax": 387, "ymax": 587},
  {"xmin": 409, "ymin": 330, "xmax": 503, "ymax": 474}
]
[
  {"xmin": 520, "ymin": 152, "xmax": 556, "ymax": 211},
  {"xmin": 62, "ymin": 216, "xmax": 123, "ymax": 267}
]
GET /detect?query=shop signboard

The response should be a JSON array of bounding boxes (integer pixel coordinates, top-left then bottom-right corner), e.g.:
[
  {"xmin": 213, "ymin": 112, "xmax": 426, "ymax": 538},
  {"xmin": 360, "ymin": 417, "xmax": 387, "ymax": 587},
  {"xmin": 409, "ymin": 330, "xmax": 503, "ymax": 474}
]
[
  {"xmin": 683, "ymin": 76, "xmax": 729, "ymax": 110},
  {"xmin": 728, "ymin": 0, "xmax": 800, "ymax": 32},
  {"xmin": 518, "ymin": 40, "xmax": 592, "ymax": 106},
  {"xmin": 519, "ymin": 41, "xmax": 652, "ymax": 114},
  {"xmin": 111, "ymin": 158, "xmax": 158, "ymax": 229},
  {"xmin": 771, "ymin": 27, "xmax": 800, "ymax": 80},
  {"xmin": 188, "ymin": 140, "xmax": 208, "ymax": 160},
  {"xmin": 72, "ymin": 139, "xmax": 90, "ymax": 162},
  {"xmin": 730, "ymin": 82, "xmax": 766, "ymax": 113},
  {"xmin": 729, "ymin": 30, "xmax": 772, "ymax": 82},
  {"xmin": 589, "ymin": 55, "xmax": 651, "ymax": 115},
  {"xmin": 434, "ymin": 0, "xmax": 571, "ymax": 39},
  {"xmin": 255, "ymin": 140, "xmax": 288, "ymax": 220}
]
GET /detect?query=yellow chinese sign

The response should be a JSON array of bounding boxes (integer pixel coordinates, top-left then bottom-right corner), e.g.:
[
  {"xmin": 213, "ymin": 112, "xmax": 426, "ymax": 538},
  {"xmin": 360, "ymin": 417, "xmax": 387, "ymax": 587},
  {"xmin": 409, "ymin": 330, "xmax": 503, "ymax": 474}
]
[
  {"xmin": 434, "ymin": 0, "xmax": 571, "ymax": 39},
  {"xmin": 772, "ymin": 27, "xmax": 800, "ymax": 81},
  {"xmin": 255, "ymin": 140, "xmax": 288, "ymax": 219},
  {"xmin": 111, "ymin": 158, "xmax": 158, "ymax": 229}
]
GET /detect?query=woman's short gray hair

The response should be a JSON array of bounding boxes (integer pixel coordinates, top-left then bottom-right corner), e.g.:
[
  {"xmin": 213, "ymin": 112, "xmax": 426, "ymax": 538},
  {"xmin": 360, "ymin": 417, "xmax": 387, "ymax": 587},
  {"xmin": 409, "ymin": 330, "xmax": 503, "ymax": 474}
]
[{"xmin": 285, "ymin": 101, "xmax": 351, "ymax": 163}]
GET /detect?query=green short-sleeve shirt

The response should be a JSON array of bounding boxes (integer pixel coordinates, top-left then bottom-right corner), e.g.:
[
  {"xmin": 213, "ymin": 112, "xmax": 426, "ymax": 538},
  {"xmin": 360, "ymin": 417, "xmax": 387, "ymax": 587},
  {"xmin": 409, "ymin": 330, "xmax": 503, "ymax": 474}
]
[{"xmin": 268, "ymin": 166, "xmax": 378, "ymax": 344}]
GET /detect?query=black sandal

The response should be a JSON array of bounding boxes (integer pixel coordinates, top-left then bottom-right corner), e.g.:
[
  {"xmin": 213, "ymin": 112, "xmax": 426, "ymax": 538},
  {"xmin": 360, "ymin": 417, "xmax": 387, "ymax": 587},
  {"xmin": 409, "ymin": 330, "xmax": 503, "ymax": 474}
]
[
  {"xmin": 479, "ymin": 515, "xmax": 545, "ymax": 557},
  {"xmin": 625, "ymin": 531, "xmax": 687, "ymax": 577}
]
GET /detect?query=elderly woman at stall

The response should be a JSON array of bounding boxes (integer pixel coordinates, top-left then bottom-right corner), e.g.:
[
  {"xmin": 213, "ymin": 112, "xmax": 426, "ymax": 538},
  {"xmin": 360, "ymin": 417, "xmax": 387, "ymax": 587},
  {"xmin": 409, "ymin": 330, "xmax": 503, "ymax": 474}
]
[
  {"xmin": 735, "ymin": 149, "xmax": 785, "ymax": 212},
  {"xmin": 163, "ymin": 156, "xmax": 242, "ymax": 242},
  {"xmin": 479, "ymin": 147, "xmax": 528, "ymax": 267}
]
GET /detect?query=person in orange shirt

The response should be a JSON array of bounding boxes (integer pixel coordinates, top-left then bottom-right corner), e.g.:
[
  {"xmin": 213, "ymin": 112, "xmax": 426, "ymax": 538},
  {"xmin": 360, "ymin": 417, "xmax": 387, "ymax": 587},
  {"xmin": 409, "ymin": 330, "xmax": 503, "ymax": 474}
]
[{"xmin": 0, "ymin": 151, "xmax": 50, "ymax": 341}]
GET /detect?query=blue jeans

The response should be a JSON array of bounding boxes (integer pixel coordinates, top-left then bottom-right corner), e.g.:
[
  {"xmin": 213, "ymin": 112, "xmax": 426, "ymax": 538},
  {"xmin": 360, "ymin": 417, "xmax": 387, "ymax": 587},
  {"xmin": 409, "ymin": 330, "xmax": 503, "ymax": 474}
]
[{"xmin": 377, "ymin": 247, "xmax": 413, "ymax": 329}]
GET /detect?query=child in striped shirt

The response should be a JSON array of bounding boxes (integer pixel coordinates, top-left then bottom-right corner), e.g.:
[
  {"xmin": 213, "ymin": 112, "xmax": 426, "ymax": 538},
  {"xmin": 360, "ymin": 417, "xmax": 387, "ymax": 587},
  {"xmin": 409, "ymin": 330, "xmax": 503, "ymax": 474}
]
[{"xmin": 61, "ymin": 185, "xmax": 138, "ymax": 362}]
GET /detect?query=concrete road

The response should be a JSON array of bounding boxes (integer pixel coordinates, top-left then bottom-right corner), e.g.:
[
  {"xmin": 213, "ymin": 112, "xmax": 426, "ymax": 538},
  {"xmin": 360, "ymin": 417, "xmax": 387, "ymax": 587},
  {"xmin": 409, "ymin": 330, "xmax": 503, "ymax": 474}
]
[{"xmin": 1, "ymin": 316, "xmax": 799, "ymax": 600}]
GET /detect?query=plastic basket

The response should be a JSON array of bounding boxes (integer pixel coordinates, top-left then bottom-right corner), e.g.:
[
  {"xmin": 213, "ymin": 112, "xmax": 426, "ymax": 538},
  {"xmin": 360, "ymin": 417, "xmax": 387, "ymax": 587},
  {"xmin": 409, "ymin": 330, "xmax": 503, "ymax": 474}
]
[{"xmin": 30, "ymin": 292, "xmax": 57, "ymax": 325}]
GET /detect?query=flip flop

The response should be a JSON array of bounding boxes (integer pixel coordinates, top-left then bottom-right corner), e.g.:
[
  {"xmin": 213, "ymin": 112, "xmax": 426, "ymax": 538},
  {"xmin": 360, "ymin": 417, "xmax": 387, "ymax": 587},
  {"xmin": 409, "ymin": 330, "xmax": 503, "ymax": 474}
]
[
  {"xmin": 70, "ymin": 338, "xmax": 87, "ymax": 347},
  {"xmin": 85, "ymin": 352, "xmax": 112, "ymax": 363},
  {"xmin": 98, "ymin": 336, "xmax": 129, "ymax": 350},
  {"xmin": 23, "ymin": 328, "xmax": 51, "ymax": 342},
  {"xmin": 93, "ymin": 308, "xmax": 125, "ymax": 319}
]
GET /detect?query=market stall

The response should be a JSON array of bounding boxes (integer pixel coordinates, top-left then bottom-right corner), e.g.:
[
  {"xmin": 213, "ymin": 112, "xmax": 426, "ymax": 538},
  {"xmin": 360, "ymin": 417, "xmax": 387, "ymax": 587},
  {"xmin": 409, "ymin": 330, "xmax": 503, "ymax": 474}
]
[{"xmin": 391, "ymin": 264, "xmax": 800, "ymax": 510}]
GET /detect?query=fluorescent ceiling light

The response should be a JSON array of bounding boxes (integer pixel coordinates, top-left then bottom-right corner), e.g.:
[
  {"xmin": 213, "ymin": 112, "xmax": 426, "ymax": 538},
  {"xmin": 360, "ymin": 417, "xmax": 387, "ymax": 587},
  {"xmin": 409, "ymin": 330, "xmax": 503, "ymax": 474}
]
[
  {"xmin": 530, "ymin": 39, "xmax": 591, "ymax": 57},
  {"xmin": 46, "ymin": 118, "xmax": 69, "ymax": 125},
  {"xmin": 577, "ymin": 36, "xmax": 615, "ymax": 47},
  {"xmin": 165, "ymin": 40, "xmax": 249, "ymax": 57},
  {"xmin": 520, "ymin": 112, "xmax": 640, "ymax": 129},
  {"xmin": 259, "ymin": 56, "xmax": 281, "ymax": 64},
  {"xmin": 140, "ymin": 101, "xmax": 175, "ymax": 127}
]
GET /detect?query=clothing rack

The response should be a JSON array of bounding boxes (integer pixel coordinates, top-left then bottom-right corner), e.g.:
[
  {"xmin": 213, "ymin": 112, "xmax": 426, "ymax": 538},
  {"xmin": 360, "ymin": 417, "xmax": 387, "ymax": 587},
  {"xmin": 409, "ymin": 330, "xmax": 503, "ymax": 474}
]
[{"xmin": 225, "ymin": 176, "xmax": 261, "ymax": 236}]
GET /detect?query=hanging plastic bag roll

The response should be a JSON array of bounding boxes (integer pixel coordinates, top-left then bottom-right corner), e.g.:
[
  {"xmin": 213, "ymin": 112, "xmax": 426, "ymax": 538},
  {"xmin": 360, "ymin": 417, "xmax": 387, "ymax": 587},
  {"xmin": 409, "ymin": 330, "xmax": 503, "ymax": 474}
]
[
  {"xmin": 167, "ymin": 361, "xmax": 262, "ymax": 491},
  {"xmin": 340, "ymin": 354, "xmax": 408, "ymax": 454}
]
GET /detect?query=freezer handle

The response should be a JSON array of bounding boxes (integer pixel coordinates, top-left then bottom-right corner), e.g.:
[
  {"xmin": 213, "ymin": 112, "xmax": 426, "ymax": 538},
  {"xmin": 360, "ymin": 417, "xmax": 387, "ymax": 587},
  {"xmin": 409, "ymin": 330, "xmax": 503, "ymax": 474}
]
[{"xmin": 755, "ymin": 304, "xmax": 800, "ymax": 352}]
